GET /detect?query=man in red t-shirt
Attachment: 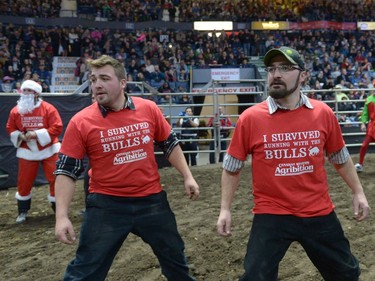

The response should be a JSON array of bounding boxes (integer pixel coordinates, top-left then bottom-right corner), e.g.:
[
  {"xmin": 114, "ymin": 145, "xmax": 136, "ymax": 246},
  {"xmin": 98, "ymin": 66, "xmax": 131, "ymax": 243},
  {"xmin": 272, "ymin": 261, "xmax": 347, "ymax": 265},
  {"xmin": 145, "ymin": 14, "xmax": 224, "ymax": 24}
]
[
  {"xmin": 6, "ymin": 79, "xmax": 63, "ymax": 223},
  {"xmin": 217, "ymin": 47, "xmax": 369, "ymax": 281},
  {"xmin": 54, "ymin": 55, "xmax": 199, "ymax": 281}
]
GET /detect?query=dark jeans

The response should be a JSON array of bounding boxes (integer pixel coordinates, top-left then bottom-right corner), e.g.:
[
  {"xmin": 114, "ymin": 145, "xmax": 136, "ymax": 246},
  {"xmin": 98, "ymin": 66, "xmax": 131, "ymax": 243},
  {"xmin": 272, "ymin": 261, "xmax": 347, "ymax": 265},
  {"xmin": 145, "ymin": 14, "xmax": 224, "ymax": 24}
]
[
  {"xmin": 182, "ymin": 141, "xmax": 197, "ymax": 166},
  {"xmin": 209, "ymin": 139, "xmax": 227, "ymax": 164},
  {"xmin": 82, "ymin": 164, "xmax": 90, "ymax": 201},
  {"xmin": 64, "ymin": 191, "xmax": 195, "ymax": 281},
  {"xmin": 239, "ymin": 212, "xmax": 360, "ymax": 281}
]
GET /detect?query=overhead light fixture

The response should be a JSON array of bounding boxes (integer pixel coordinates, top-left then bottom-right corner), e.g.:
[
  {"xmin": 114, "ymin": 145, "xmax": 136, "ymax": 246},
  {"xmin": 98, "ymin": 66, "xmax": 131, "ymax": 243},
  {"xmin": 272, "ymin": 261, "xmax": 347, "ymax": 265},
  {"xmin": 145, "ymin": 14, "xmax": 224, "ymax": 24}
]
[
  {"xmin": 194, "ymin": 21, "xmax": 233, "ymax": 31},
  {"xmin": 208, "ymin": 32, "xmax": 222, "ymax": 38}
]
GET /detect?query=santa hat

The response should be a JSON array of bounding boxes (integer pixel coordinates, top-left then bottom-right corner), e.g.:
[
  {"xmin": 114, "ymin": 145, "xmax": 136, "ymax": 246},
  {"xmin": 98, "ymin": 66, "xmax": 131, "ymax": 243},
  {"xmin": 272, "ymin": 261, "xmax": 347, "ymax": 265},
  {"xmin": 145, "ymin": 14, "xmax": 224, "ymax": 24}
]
[{"xmin": 20, "ymin": 80, "xmax": 42, "ymax": 94}]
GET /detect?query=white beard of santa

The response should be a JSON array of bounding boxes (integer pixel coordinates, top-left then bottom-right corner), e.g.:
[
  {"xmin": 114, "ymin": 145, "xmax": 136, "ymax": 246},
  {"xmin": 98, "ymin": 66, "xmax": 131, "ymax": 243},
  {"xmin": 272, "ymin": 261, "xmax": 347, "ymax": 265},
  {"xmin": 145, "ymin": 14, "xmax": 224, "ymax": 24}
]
[{"xmin": 17, "ymin": 94, "xmax": 36, "ymax": 115}]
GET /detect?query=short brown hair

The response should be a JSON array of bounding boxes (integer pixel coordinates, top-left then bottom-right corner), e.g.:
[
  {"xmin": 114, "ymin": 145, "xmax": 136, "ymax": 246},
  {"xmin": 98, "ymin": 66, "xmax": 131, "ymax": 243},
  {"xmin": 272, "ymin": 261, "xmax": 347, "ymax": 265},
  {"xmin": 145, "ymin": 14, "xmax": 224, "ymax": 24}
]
[{"xmin": 87, "ymin": 55, "xmax": 126, "ymax": 81}]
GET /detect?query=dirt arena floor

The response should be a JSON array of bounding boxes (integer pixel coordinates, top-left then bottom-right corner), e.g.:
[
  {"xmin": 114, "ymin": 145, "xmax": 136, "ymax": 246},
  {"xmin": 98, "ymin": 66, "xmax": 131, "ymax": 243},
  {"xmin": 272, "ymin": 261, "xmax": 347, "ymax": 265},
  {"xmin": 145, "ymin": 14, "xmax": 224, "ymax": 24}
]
[{"xmin": 0, "ymin": 154, "xmax": 374, "ymax": 281}]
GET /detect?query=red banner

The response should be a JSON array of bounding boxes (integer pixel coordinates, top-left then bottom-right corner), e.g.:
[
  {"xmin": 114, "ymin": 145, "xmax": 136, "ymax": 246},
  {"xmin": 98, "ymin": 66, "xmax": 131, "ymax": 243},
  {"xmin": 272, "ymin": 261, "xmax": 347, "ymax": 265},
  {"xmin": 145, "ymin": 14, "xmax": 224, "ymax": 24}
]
[{"xmin": 289, "ymin": 21, "xmax": 357, "ymax": 30}]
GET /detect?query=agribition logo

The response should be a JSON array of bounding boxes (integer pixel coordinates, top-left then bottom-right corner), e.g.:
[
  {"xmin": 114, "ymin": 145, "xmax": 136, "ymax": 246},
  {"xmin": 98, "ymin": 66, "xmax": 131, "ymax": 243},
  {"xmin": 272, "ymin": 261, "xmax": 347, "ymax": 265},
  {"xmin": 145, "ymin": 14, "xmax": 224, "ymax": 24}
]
[
  {"xmin": 98, "ymin": 122, "xmax": 151, "ymax": 165},
  {"xmin": 263, "ymin": 130, "xmax": 321, "ymax": 176}
]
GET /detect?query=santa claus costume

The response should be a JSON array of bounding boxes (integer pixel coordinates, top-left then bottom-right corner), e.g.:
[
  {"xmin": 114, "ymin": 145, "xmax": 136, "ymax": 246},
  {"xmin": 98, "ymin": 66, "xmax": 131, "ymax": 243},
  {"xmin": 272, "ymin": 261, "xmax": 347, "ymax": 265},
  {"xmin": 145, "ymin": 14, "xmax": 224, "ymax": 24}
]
[{"xmin": 6, "ymin": 80, "xmax": 63, "ymax": 223}]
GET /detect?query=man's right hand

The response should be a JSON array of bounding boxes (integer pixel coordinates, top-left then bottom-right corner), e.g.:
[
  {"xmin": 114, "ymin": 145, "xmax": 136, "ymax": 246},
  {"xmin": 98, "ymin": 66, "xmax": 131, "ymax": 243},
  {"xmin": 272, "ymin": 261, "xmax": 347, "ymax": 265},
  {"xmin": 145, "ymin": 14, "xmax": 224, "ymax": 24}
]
[
  {"xmin": 55, "ymin": 217, "xmax": 76, "ymax": 245},
  {"xmin": 217, "ymin": 209, "xmax": 232, "ymax": 237}
]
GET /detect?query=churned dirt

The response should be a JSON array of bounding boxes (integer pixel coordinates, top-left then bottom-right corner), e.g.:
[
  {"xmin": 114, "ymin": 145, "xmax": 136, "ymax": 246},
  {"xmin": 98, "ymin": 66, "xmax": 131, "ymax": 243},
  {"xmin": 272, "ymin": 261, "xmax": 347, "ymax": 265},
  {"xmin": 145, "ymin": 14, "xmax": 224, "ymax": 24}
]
[{"xmin": 0, "ymin": 154, "xmax": 374, "ymax": 281}]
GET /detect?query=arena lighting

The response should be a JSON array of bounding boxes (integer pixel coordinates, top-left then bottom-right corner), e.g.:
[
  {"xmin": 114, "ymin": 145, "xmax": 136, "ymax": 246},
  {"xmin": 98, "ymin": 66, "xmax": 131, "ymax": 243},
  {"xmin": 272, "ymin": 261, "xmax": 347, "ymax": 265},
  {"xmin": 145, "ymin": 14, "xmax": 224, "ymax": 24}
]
[
  {"xmin": 207, "ymin": 32, "xmax": 222, "ymax": 38},
  {"xmin": 194, "ymin": 21, "xmax": 233, "ymax": 31}
]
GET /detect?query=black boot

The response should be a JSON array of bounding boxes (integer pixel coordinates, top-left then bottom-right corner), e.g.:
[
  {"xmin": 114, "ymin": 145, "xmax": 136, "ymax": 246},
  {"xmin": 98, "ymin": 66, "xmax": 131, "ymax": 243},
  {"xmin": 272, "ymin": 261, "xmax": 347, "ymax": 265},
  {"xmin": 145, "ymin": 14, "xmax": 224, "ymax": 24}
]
[
  {"xmin": 16, "ymin": 199, "xmax": 31, "ymax": 223},
  {"xmin": 51, "ymin": 202, "xmax": 56, "ymax": 213}
]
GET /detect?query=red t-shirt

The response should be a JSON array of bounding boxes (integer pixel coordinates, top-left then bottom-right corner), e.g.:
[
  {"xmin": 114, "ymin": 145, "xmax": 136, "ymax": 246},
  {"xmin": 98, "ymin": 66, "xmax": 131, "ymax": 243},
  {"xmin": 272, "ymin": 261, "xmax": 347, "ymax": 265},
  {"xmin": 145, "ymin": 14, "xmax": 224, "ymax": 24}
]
[
  {"xmin": 60, "ymin": 97, "xmax": 171, "ymax": 197},
  {"xmin": 228, "ymin": 99, "xmax": 345, "ymax": 217}
]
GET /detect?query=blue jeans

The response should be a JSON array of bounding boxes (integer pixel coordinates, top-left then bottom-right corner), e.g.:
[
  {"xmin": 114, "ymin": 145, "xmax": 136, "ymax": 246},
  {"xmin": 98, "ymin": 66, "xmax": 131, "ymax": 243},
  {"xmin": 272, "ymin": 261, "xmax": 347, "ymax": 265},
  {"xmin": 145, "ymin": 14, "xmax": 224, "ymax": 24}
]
[
  {"xmin": 64, "ymin": 191, "xmax": 195, "ymax": 281},
  {"xmin": 240, "ymin": 212, "xmax": 360, "ymax": 281}
]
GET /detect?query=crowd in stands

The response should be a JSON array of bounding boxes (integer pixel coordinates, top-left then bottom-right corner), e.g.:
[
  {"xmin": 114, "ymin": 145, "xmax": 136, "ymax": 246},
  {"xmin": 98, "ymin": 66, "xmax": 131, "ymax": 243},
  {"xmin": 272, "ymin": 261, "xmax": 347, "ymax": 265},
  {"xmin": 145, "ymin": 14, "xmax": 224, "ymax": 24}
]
[
  {"xmin": 0, "ymin": 0, "xmax": 375, "ymax": 110},
  {"xmin": 0, "ymin": 0, "xmax": 61, "ymax": 18},
  {"xmin": 2, "ymin": 0, "xmax": 375, "ymax": 22}
]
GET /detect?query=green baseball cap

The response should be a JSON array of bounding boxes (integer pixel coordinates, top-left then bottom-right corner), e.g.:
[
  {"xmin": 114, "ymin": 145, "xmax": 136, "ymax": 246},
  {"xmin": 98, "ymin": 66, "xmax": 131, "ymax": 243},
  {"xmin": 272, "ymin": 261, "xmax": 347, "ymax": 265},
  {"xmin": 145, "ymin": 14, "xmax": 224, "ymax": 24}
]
[{"xmin": 264, "ymin": 46, "xmax": 305, "ymax": 70}]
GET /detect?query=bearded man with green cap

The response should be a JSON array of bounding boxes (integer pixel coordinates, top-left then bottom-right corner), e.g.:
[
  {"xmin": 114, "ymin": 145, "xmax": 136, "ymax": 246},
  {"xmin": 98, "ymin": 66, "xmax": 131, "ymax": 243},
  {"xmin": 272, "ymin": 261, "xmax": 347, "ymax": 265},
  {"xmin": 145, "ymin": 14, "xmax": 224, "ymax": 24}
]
[{"xmin": 217, "ymin": 46, "xmax": 370, "ymax": 281}]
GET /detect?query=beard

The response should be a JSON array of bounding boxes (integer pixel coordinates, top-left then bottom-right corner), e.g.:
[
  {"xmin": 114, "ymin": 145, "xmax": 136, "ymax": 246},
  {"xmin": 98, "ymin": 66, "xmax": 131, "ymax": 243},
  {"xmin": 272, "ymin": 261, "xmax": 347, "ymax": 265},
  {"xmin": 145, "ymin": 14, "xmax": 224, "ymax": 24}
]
[
  {"xmin": 268, "ymin": 75, "xmax": 300, "ymax": 100},
  {"xmin": 17, "ymin": 94, "xmax": 36, "ymax": 115}
]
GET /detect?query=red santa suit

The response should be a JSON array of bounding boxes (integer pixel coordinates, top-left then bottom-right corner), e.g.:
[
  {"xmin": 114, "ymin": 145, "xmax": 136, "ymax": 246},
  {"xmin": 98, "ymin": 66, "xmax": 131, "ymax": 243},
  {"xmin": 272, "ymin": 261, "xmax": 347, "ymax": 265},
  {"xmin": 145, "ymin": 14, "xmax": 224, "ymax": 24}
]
[{"xmin": 6, "ymin": 80, "xmax": 63, "ymax": 217}]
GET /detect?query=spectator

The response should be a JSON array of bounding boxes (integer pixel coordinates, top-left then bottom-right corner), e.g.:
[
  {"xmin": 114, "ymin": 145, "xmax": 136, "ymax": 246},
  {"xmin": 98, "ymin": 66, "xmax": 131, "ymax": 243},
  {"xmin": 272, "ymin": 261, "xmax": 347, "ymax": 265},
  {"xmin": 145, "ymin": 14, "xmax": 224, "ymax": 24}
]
[
  {"xmin": 90, "ymin": 27, "xmax": 102, "ymax": 42},
  {"xmin": 335, "ymin": 68, "xmax": 351, "ymax": 88},
  {"xmin": 13, "ymin": 81, "xmax": 22, "ymax": 94},
  {"xmin": 1, "ymin": 76, "xmax": 15, "ymax": 92},
  {"xmin": 127, "ymin": 59, "xmax": 139, "ymax": 79},
  {"xmin": 177, "ymin": 93, "xmax": 192, "ymax": 104},
  {"xmin": 177, "ymin": 106, "xmax": 199, "ymax": 166},
  {"xmin": 145, "ymin": 59, "xmax": 155, "ymax": 73},
  {"xmin": 34, "ymin": 63, "xmax": 51, "ymax": 85},
  {"xmin": 138, "ymin": 63, "xmax": 151, "ymax": 81},
  {"xmin": 361, "ymin": 57, "xmax": 372, "ymax": 72},
  {"xmin": 175, "ymin": 59, "xmax": 189, "ymax": 76},
  {"xmin": 4, "ymin": 55, "xmax": 22, "ymax": 75},
  {"xmin": 350, "ymin": 70, "xmax": 362, "ymax": 87},
  {"xmin": 41, "ymin": 80, "xmax": 51, "ymax": 93},
  {"xmin": 207, "ymin": 106, "xmax": 232, "ymax": 164},
  {"xmin": 177, "ymin": 68, "xmax": 189, "ymax": 82},
  {"xmin": 157, "ymin": 81, "xmax": 175, "ymax": 104},
  {"xmin": 174, "ymin": 85, "xmax": 190, "ymax": 104},
  {"xmin": 68, "ymin": 28, "xmax": 81, "ymax": 57},
  {"xmin": 334, "ymin": 84, "xmax": 349, "ymax": 100},
  {"xmin": 31, "ymin": 72, "xmax": 41, "ymax": 84},
  {"xmin": 150, "ymin": 64, "xmax": 165, "ymax": 83},
  {"xmin": 3, "ymin": 65, "xmax": 21, "ymax": 81},
  {"xmin": 165, "ymin": 67, "xmax": 177, "ymax": 82}
]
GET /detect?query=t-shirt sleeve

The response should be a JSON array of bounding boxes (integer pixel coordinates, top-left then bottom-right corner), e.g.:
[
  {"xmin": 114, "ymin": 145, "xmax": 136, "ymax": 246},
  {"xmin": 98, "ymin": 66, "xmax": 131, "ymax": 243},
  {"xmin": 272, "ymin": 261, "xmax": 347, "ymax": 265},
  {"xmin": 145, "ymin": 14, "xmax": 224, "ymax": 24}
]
[
  {"xmin": 153, "ymin": 104, "xmax": 172, "ymax": 142},
  {"xmin": 227, "ymin": 114, "xmax": 250, "ymax": 161},
  {"xmin": 59, "ymin": 117, "xmax": 86, "ymax": 159},
  {"xmin": 324, "ymin": 106, "xmax": 346, "ymax": 154}
]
